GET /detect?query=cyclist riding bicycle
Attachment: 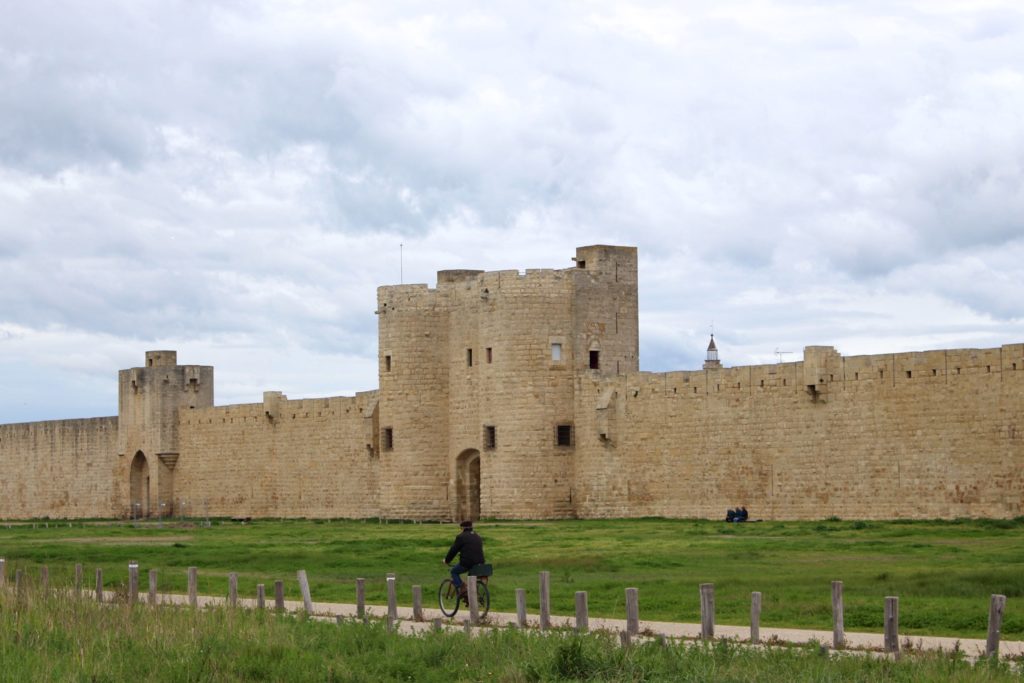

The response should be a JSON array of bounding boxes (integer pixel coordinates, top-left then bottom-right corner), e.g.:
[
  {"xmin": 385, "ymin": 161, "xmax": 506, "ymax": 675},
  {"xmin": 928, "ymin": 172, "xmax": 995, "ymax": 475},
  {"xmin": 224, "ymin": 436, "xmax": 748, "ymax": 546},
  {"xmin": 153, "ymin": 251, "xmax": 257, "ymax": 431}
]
[{"xmin": 443, "ymin": 520, "xmax": 485, "ymax": 598}]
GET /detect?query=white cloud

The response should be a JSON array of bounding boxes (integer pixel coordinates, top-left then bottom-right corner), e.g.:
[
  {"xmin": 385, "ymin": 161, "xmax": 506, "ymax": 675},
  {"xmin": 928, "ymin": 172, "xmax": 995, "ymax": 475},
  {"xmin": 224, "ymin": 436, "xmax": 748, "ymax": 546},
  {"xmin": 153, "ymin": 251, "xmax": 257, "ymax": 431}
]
[{"xmin": 1, "ymin": 1, "xmax": 1022, "ymax": 421}]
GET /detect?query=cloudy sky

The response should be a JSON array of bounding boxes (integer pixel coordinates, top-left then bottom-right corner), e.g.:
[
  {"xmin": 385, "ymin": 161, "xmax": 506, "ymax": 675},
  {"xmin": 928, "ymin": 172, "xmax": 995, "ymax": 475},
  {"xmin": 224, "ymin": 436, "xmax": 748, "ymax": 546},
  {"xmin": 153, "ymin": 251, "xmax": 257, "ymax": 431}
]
[{"xmin": 2, "ymin": 1, "xmax": 1023, "ymax": 423}]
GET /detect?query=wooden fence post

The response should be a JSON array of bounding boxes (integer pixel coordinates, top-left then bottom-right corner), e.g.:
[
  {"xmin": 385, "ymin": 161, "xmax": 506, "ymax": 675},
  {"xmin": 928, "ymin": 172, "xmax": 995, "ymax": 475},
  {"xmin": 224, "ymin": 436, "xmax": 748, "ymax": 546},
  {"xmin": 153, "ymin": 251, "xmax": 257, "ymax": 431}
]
[
  {"xmin": 625, "ymin": 587, "xmax": 640, "ymax": 636},
  {"xmin": 515, "ymin": 588, "xmax": 527, "ymax": 628},
  {"xmin": 750, "ymin": 591, "xmax": 762, "ymax": 644},
  {"xmin": 187, "ymin": 567, "xmax": 198, "ymax": 608},
  {"xmin": 467, "ymin": 576, "xmax": 479, "ymax": 625},
  {"xmin": 297, "ymin": 570, "xmax": 313, "ymax": 613},
  {"xmin": 575, "ymin": 591, "xmax": 589, "ymax": 633},
  {"xmin": 75, "ymin": 564, "xmax": 83, "ymax": 596},
  {"xmin": 356, "ymin": 578, "xmax": 366, "ymax": 619},
  {"xmin": 256, "ymin": 584, "xmax": 266, "ymax": 609},
  {"xmin": 274, "ymin": 580, "xmax": 285, "ymax": 611},
  {"xmin": 539, "ymin": 571, "xmax": 551, "ymax": 631},
  {"xmin": 148, "ymin": 569, "xmax": 158, "ymax": 606},
  {"xmin": 884, "ymin": 596, "xmax": 899, "ymax": 656},
  {"xmin": 228, "ymin": 573, "xmax": 238, "ymax": 608},
  {"xmin": 0, "ymin": 558, "xmax": 5, "ymax": 586},
  {"xmin": 700, "ymin": 583, "xmax": 715, "ymax": 640},
  {"xmin": 986, "ymin": 594, "xmax": 1007, "ymax": 658},
  {"xmin": 127, "ymin": 562, "xmax": 138, "ymax": 605},
  {"xmin": 832, "ymin": 581, "xmax": 845, "ymax": 649},
  {"xmin": 40, "ymin": 565, "xmax": 49, "ymax": 594},
  {"xmin": 412, "ymin": 585, "xmax": 423, "ymax": 621},
  {"xmin": 95, "ymin": 568, "xmax": 103, "ymax": 603},
  {"xmin": 386, "ymin": 575, "xmax": 398, "ymax": 629}
]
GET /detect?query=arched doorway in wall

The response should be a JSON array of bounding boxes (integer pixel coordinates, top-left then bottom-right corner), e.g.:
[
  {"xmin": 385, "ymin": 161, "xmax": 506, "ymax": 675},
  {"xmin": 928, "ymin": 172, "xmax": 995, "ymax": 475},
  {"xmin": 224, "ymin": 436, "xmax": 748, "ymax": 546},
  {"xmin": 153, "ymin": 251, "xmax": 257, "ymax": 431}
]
[
  {"xmin": 455, "ymin": 449, "xmax": 481, "ymax": 522},
  {"xmin": 130, "ymin": 451, "xmax": 150, "ymax": 519}
]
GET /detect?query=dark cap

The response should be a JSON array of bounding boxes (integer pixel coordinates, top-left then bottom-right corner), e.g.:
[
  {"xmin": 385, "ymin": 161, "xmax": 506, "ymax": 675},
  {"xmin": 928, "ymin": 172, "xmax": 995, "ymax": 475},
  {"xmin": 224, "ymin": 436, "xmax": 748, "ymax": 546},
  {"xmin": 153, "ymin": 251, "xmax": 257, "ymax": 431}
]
[{"xmin": 460, "ymin": 520, "xmax": 473, "ymax": 529}]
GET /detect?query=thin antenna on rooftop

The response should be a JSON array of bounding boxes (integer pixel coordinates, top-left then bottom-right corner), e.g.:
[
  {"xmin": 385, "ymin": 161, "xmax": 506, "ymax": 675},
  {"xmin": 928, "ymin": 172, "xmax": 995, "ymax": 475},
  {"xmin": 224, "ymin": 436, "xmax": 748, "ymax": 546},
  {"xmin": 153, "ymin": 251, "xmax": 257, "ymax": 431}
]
[
  {"xmin": 400, "ymin": 243, "xmax": 403, "ymax": 284},
  {"xmin": 775, "ymin": 347, "xmax": 792, "ymax": 363}
]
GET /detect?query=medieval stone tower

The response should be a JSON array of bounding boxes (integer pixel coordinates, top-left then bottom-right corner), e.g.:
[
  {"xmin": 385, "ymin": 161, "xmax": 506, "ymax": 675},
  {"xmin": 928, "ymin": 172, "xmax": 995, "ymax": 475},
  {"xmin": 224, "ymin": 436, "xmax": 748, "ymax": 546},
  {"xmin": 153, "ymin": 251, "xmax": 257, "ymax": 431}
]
[
  {"xmin": 117, "ymin": 351, "xmax": 213, "ymax": 517},
  {"xmin": 376, "ymin": 245, "xmax": 638, "ymax": 520}
]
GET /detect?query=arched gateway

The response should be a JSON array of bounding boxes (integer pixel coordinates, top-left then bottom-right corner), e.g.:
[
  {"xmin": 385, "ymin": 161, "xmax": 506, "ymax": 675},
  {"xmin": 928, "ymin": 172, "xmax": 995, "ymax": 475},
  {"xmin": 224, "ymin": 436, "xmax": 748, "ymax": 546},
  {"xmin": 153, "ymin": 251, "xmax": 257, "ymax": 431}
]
[
  {"xmin": 455, "ymin": 449, "xmax": 481, "ymax": 522},
  {"xmin": 130, "ymin": 451, "xmax": 150, "ymax": 518}
]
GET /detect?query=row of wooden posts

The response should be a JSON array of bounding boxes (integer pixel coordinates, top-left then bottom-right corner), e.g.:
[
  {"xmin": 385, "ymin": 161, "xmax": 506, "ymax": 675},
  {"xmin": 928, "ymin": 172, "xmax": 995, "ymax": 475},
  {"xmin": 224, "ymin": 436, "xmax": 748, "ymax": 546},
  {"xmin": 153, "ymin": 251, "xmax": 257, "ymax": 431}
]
[{"xmin": 0, "ymin": 558, "xmax": 1010, "ymax": 658}]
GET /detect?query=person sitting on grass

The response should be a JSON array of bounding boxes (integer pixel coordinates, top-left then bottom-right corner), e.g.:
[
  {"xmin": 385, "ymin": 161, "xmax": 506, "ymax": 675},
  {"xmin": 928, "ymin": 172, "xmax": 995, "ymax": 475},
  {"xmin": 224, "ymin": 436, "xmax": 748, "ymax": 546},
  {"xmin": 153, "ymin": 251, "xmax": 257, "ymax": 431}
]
[{"xmin": 443, "ymin": 520, "xmax": 485, "ymax": 599}]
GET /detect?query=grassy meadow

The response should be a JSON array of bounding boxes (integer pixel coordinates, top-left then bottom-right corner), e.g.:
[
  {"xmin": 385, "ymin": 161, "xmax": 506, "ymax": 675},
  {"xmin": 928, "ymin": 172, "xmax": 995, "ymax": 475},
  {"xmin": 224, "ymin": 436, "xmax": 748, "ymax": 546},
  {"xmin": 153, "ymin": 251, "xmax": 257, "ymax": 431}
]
[
  {"xmin": 1, "ymin": 517, "xmax": 1022, "ymax": 640},
  {"xmin": 1, "ymin": 589, "xmax": 1021, "ymax": 682}
]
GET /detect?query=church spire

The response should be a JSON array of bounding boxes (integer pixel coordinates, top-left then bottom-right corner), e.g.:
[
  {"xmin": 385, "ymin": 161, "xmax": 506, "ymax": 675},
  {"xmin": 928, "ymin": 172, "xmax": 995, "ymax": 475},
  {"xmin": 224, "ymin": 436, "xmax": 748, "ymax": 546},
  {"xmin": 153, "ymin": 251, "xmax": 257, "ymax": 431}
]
[{"xmin": 703, "ymin": 334, "xmax": 722, "ymax": 370}]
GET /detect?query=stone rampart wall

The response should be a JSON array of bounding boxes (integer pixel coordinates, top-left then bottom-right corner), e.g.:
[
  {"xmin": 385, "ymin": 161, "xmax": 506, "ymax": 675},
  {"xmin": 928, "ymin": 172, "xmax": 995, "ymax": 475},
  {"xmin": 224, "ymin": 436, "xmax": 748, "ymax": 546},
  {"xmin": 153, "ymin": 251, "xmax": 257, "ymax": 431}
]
[
  {"xmin": 0, "ymin": 417, "xmax": 118, "ymax": 519},
  {"xmin": 573, "ymin": 344, "xmax": 1024, "ymax": 519},
  {"xmin": 173, "ymin": 393, "xmax": 380, "ymax": 518}
]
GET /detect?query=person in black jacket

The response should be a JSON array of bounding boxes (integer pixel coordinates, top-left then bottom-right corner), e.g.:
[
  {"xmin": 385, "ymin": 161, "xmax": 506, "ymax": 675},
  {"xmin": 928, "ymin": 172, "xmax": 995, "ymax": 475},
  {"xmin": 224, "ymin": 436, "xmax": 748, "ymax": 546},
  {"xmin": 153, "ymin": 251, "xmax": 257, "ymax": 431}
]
[{"xmin": 444, "ymin": 520, "xmax": 485, "ymax": 595}]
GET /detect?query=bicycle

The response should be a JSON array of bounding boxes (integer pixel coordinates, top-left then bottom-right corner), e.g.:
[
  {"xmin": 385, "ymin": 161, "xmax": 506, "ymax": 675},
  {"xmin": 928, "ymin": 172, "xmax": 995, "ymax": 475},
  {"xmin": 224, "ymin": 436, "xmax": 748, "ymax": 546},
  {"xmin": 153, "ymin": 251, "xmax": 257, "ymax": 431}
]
[{"xmin": 438, "ymin": 564, "xmax": 491, "ymax": 618}]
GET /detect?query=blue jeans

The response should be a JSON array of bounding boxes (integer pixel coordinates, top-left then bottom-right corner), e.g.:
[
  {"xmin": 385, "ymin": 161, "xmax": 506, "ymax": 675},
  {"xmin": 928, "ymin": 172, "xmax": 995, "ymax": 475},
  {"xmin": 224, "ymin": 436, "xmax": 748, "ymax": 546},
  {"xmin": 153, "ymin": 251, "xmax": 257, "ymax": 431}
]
[{"xmin": 450, "ymin": 563, "xmax": 472, "ymax": 588}]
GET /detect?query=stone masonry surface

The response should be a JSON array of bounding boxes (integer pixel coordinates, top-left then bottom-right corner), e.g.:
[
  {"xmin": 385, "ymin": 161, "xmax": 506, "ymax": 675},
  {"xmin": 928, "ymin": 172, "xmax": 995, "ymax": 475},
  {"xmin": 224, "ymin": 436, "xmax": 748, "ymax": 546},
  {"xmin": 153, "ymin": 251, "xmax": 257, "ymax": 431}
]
[{"xmin": 0, "ymin": 246, "xmax": 1021, "ymax": 520}]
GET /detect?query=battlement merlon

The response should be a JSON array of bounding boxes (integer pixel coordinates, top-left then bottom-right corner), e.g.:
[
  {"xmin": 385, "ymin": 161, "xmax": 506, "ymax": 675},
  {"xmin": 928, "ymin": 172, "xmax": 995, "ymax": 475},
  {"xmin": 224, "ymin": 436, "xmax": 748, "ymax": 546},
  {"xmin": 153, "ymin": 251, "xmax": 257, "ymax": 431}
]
[{"xmin": 572, "ymin": 245, "xmax": 639, "ymax": 283}]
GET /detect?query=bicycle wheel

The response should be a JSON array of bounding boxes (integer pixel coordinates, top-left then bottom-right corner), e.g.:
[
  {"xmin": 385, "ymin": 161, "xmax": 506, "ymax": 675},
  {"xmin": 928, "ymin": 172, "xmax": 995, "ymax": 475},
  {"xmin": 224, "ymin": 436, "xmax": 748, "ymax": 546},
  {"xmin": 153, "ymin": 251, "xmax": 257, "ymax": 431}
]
[
  {"xmin": 438, "ymin": 579, "xmax": 460, "ymax": 617},
  {"xmin": 476, "ymin": 581, "xmax": 490, "ymax": 618}
]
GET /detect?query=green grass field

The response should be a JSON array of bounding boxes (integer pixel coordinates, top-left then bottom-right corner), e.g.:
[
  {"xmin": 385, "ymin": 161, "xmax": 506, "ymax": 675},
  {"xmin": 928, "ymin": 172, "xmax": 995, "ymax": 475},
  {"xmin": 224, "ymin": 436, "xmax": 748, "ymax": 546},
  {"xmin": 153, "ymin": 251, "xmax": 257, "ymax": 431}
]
[{"xmin": 1, "ymin": 517, "xmax": 1021, "ymax": 640}]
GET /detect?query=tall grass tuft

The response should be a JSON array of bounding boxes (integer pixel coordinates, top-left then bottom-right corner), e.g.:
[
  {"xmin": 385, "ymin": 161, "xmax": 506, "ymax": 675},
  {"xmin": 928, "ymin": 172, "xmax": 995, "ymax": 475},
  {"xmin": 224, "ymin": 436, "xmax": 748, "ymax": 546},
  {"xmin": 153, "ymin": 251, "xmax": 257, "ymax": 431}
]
[{"xmin": 1, "ymin": 585, "xmax": 1022, "ymax": 681}]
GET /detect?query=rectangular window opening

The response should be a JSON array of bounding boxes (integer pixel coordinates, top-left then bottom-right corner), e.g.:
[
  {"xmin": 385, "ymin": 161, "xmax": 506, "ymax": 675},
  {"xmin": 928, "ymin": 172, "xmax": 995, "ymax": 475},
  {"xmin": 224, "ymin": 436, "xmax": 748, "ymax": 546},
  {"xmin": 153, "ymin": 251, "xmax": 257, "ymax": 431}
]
[
  {"xmin": 987, "ymin": 365, "xmax": 991, "ymax": 373},
  {"xmin": 905, "ymin": 370, "xmax": 912, "ymax": 379},
  {"xmin": 486, "ymin": 347, "xmax": 492, "ymax": 364},
  {"xmin": 854, "ymin": 372, "xmax": 859, "ymax": 380},
  {"xmin": 382, "ymin": 427, "xmax": 394, "ymax": 451},
  {"xmin": 956, "ymin": 367, "xmax": 961, "ymax": 375},
  {"xmin": 467, "ymin": 349, "xmax": 473, "ymax": 367},
  {"xmin": 385, "ymin": 355, "xmax": 391, "ymax": 372},
  {"xmin": 556, "ymin": 424, "xmax": 574, "ymax": 447},
  {"xmin": 589, "ymin": 350, "xmax": 600, "ymax": 370},
  {"xmin": 483, "ymin": 425, "xmax": 496, "ymax": 450},
  {"xmin": 551, "ymin": 343, "xmax": 562, "ymax": 362},
  {"xmin": 576, "ymin": 260, "xmax": 586, "ymax": 269},
  {"xmin": 932, "ymin": 368, "xmax": 937, "ymax": 376}
]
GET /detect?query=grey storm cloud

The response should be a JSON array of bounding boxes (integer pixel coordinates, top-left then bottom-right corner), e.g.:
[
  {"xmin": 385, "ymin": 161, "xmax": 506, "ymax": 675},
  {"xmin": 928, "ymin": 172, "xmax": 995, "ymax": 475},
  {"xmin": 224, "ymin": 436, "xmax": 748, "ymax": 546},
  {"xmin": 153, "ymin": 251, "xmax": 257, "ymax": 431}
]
[{"xmin": 1, "ymin": 1, "xmax": 1023, "ymax": 422}]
